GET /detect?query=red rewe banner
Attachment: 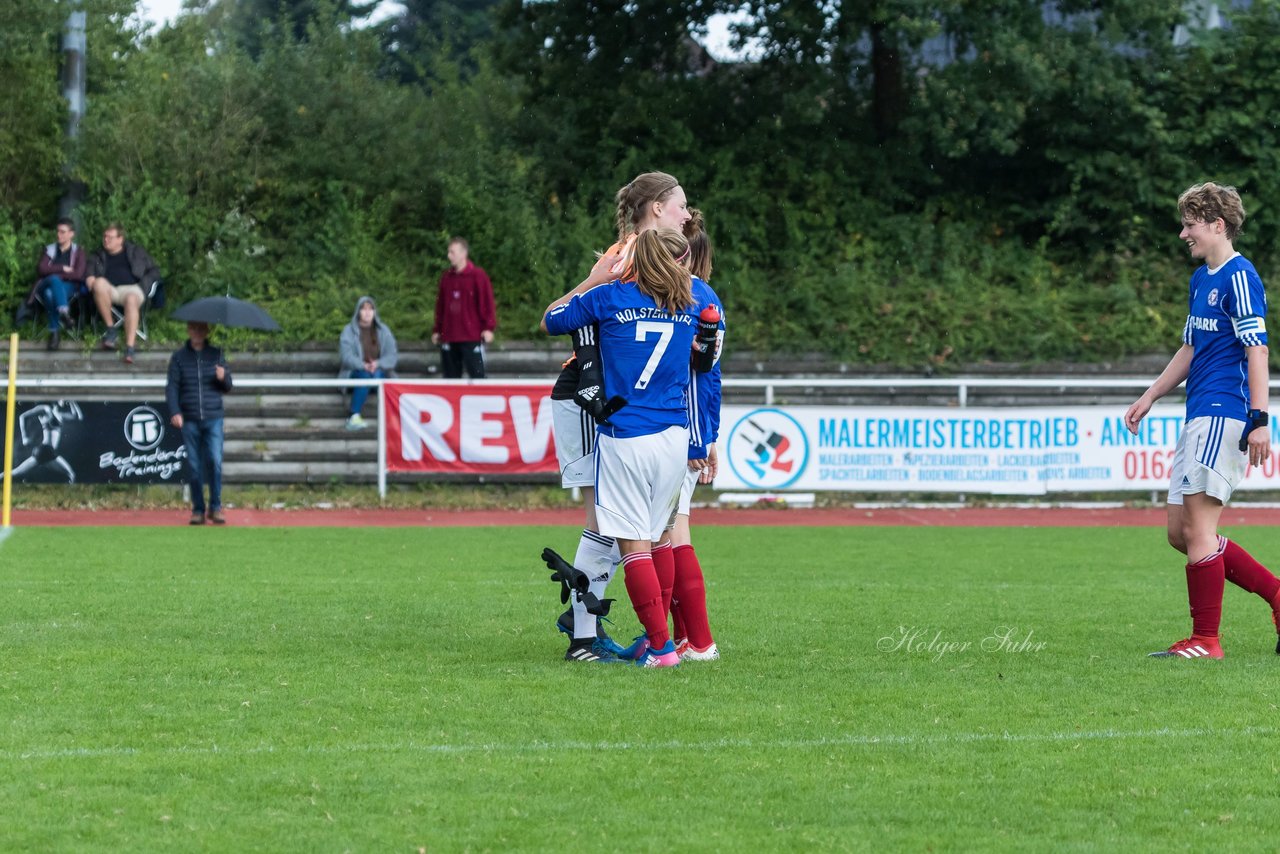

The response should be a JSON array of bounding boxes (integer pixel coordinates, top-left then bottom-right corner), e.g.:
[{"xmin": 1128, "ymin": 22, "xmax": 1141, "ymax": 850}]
[{"xmin": 384, "ymin": 383, "xmax": 558, "ymax": 473}]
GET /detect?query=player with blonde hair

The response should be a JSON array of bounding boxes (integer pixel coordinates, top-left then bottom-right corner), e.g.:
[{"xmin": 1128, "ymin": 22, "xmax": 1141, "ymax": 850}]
[
  {"xmin": 1126, "ymin": 182, "xmax": 1280, "ymax": 659},
  {"xmin": 543, "ymin": 228, "xmax": 718, "ymax": 667},
  {"xmin": 546, "ymin": 173, "xmax": 691, "ymax": 663}
]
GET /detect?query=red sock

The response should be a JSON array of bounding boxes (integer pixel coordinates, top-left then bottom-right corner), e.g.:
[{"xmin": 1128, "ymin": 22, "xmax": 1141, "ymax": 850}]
[
  {"xmin": 1186, "ymin": 551, "xmax": 1226, "ymax": 638},
  {"xmin": 652, "ymin": 541, "xmax": 675, "ymax": 620},
  {"xmin": 1220, "ymin": 538, "xmax": 1280, "ymax": 603},
  {"xmin": 622, "ymin": 552, "xmax": 670, "ymax": 649},
  {"xmin": 671, "ymin": 598, "xmax": 687, "ymax": 643},
  {"xmin": 673, "ymin": 544, "xmax": 714, "ymax": 649}
]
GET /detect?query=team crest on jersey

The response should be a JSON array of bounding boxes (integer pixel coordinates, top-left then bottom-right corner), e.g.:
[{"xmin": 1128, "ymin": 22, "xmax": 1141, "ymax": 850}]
[{"xmin": 1207, "ymin": 289, "xmax": 1219, "ymax": 307}]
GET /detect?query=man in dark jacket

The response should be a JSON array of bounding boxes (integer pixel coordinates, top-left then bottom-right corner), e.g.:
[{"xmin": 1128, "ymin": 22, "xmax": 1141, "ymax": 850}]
[
  {"xmin": 25, "ymin": 218, "xmax": 87, "ymax": 350},
  {"xmin": 432, "ymin": 237, "xmax": 496, "ymax": 378},
  {"xmin": 166, "ymin": 322, "xmax": 232, "ymax": 525},
  {"xmin": 86, "ymin": 222, "xmax": 161, "ymax": 363}
]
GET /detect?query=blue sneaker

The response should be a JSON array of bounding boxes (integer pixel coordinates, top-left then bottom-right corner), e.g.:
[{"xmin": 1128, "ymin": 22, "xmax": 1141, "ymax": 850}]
[
  {"xmin": 635, "ymin": 640, "xmax": 680, "ymax": 668},
  {"xmin": 616, "ymin": 634, "xmax": 650, "ymax": 661},
  {"xmin": 594, "ymin": 635, "xmax": 627, "ymax": 658}
]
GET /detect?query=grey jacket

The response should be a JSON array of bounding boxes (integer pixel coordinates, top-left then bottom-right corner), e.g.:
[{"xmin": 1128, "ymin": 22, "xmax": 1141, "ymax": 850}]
[{"xmin": 338, "ymin": 296, "xmax": 398, "ymax": 378}]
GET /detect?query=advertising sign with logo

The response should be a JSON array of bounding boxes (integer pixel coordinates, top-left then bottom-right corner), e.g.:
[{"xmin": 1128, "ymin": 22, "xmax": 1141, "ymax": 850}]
[
  {"xmin": 715, "ymin": 404, "xmax": 1280, "ymax": 494},
  {"xmin": 384, "ymin": 382, "xmax": 558, "ymax": 474},
  {"xmin": 2, "ymin": 400, "xmax": 186, "ymax": 484}
]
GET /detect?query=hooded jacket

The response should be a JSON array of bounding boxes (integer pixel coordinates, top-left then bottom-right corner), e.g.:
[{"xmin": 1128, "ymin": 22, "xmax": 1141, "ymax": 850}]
[{"xmin": 339, "ymin": 296, "xmax": 399, "ymax": 379}]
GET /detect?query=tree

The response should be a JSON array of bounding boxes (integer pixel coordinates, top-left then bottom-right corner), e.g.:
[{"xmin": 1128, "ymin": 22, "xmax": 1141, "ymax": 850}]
[{"xmin": 377, "ymin": 0, "xmax": 503, "ymax": 83}]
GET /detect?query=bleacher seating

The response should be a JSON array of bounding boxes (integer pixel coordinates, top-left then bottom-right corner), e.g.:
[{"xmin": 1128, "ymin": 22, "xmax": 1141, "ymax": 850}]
[{"xmin": 7, "ymin": 339, "xmax": 1169, "ymax": 484}]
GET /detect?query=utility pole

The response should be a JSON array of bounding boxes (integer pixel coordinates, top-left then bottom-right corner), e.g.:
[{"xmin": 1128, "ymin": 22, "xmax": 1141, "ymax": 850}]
[{"xmin": 58, "ymin": 2, "xmax": 87, "ymax": 221}]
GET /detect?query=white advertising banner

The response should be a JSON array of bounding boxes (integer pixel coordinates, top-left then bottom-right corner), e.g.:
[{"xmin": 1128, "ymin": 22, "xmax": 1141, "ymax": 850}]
[{"xmin": 714, "ymin": 405, "xmax": 1280, "ymax": 494}]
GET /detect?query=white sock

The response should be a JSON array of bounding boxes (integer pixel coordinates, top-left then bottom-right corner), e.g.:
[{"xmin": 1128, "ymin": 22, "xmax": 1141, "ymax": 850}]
[{"xmin": 571, "ymin": 529, "xmax": 619, "ymax": 639}]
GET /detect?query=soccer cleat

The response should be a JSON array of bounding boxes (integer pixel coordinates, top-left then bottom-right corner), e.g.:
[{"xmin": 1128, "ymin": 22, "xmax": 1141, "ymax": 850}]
[
  {"xmin": 556, "ymin": 610, "xmax": 626, "ymax": 656},
  {"xmin": 678, "ymin": 641, "xmax": 720, "ymax": 662},
  {"xmin": 635, "ymin": 640, "xmax": 680, "ymax": 668},
  {"xmin": 616, "ymin": 635, "xmax": 650, "ymax": 661},
  {"xmin": 565, "ymin": 640, "xmax": 625, "ymax": 664},
  {"xmin": 594, "ymin": 634, "xmax": 627, "ymax": 658},
  {"xmin": 555, "ymin": 608, "xmax": 574, "ymax": 636},
  {"xmin": 1148, "ymin": 636, "xmax": 1224, "ymax": 659}
]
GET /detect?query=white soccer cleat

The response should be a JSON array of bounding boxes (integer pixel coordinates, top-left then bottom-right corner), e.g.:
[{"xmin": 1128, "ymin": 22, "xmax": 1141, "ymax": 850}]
[{"xmin": 678, "ymin": 641, "xmax": 719, "ymax": 662}]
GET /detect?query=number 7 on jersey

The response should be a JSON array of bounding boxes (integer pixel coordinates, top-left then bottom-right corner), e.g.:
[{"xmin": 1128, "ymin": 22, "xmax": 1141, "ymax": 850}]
[{"xmin": 633, "ymin": 321, "xmax": 673, "ymax": 390}]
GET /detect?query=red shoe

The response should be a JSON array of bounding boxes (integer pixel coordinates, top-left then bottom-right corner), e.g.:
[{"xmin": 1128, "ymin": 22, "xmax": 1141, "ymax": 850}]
[{"xmin": 1148, "ymin": 636, "xmax": 1224, "ymax": 659}]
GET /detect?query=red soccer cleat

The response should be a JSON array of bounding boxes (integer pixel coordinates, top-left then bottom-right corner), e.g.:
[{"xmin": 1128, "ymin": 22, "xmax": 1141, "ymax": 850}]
[{"xmin": 1148, "ymin": 636, "xmax": 1224, "ymax": 660}]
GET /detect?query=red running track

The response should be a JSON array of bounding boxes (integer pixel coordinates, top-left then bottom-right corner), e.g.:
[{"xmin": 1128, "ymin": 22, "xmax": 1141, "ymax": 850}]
[{"xmin": 9, "ymin": 505, "xmax": 1280, "ymax": 527}]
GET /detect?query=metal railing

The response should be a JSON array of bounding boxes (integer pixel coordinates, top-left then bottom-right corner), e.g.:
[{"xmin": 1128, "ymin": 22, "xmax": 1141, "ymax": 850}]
[{"xmin": 11, "ymin": 375, "xmax": 1253, "ymax": 501}]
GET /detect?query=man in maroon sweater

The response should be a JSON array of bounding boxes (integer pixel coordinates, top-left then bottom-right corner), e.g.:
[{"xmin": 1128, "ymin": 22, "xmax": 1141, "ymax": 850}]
[
  {"xmin": 432, "ymin": 237, "xmax": 496, "ymax": 378},
  {"xmin": 26, "ymin": 218, "xmax": 87, "ymax": 350}
]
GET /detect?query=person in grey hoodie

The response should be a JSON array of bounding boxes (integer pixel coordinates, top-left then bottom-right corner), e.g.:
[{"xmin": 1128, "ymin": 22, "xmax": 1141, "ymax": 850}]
[{"xmin": 339, "ymin": 296, "xmax": 398, "ymax": 429}]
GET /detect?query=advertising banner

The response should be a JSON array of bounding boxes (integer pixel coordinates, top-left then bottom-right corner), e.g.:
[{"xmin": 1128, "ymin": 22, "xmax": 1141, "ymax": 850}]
[
  {"xmin": 714, "ymin": 404, "xmax": 1280, "ymax": 494},
  {"xmin": 384, "ymin": 382, "xmax": 558, "ymax": 474},
  {"xmin": 2, "ymin": 400, "xmax": 186, "ymax": 484}
]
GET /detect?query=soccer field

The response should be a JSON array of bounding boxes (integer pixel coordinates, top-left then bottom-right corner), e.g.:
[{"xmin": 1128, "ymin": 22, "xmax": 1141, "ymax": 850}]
[{"xmin": 2, "ymin": 523, "xmax": 1278, "ymax": 851}]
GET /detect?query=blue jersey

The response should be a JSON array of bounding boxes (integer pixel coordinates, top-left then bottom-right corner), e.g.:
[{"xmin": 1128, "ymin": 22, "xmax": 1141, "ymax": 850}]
[
  {"xmin": 546, "ymin": 279, "xmax": 710, "ymax": 438},
  {"xmin": 1182, "ymin": 253, "xmax": 1268, "ymax": 421},
  {"xmin": 687, "ymin": 278, "xmax": 724, "ymax": 460}
]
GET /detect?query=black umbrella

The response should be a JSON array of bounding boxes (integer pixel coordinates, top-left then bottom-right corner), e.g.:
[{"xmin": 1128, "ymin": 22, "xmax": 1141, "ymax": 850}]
[{"xmin": 170, "ymin": 296, "xmax": 281, "ymax": 331}]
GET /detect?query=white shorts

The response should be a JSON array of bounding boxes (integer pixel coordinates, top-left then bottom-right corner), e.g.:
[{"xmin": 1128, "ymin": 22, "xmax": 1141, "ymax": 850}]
[
  {"xmin": 552, "ymin": 398, "xmax": 596, "ymax": 489},
  {"xmin": 594, "ymin": 425, "xmax": 689, "ymax": 542},
  {"xmin": 1167, "ymin": 416, "xmax": 1247, "ymax": 506},
  {"xmin": 676, "ymin": 466, "xmax": 699, "ymax": 517}
]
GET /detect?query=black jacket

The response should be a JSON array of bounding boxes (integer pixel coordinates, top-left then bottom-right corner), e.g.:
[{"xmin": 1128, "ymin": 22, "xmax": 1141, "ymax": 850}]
[
  {"xmin": 166, "ymin": 342, "xmax": 233, "ymax": 421},
  {"xmin": 88, "ymin": 240, "xmax": 161, "ymax": 290}
]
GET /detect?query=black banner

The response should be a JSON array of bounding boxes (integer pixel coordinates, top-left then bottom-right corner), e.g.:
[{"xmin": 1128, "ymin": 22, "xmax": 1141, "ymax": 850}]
[{"xmin": 2, "ymin": 400, "xmax": 187, "ymax": 484}]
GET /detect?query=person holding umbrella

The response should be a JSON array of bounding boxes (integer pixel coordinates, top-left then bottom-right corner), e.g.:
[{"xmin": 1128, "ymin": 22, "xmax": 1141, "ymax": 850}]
[
  {"xmin": 165, "ymin": 322, "xmax": 233, "ymax": 525},
  {"xmin": 164, "ymin": 294, "xmax": 277, "ymax": 524}
]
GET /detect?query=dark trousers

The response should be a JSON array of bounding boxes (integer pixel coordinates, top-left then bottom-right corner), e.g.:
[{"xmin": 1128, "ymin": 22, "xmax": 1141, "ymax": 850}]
[{"xmin": 440, "ymin": 342, "xmax": 486, "ymax": 379}]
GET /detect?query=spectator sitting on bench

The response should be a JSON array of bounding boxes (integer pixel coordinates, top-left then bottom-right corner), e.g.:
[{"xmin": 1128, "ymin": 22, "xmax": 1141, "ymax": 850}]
[
  {"xmin": 339, "ymin": 295, "xmax": 398, "ymax": 430},
  {"xmin": 85, "ymin": 222, "xmax": 161, "ymax": 364},
  {"xmin": 25, "ymin": 217, "xmax": 87, "ymax": 350}
]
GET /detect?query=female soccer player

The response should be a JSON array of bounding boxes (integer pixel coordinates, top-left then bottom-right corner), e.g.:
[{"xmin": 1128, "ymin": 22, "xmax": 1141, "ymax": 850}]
[
  {"xmin": 543, "ymin": 228, "xmax": 711, "ymax": 667},
  {"xmin": 549, "ymin": 172, "xmax": 692, "ymax": 663},
  {"xmin": 664, "ymin": 210, "xmax": 723, "ymax": 661},
  {"xmin": 1125, "ymin": 182, "xmax": 1280, "ymax": 660}
]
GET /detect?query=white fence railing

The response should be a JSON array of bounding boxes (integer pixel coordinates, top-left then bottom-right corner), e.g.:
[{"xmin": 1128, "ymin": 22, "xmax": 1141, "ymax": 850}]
[{"xmin": 6, "ymin": 375, "xmax": 1232, "ymax": 499}]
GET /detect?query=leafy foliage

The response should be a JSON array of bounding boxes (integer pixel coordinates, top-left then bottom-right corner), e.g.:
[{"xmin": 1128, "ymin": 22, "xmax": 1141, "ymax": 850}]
[{"xmin": 2, "ymin": 0, "xmax": 1279, "ymax": 368}]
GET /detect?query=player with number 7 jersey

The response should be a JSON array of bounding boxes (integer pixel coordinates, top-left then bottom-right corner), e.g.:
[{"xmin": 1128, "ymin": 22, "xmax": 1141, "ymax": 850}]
[{"xmin": 543, "ymin": 227, "xmax": 714, "ymax": 667}]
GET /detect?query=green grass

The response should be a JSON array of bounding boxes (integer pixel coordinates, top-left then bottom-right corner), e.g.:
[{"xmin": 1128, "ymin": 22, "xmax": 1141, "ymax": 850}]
[{"xmin": 3, "ymin": 524, "xmax": 1280, "ymax": 851}]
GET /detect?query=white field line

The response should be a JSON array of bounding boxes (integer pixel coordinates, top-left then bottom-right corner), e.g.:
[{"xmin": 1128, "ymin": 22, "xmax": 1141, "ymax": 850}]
[{"xmin": 5, "ymin": 725, "xmax": 1275, "ymax": 762}]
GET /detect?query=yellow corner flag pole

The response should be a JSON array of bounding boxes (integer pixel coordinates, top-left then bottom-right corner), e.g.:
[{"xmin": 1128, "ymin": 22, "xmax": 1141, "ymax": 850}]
[{"xmin": 2, "ymin": 332, "xmax": 18, "ymax": 528}]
